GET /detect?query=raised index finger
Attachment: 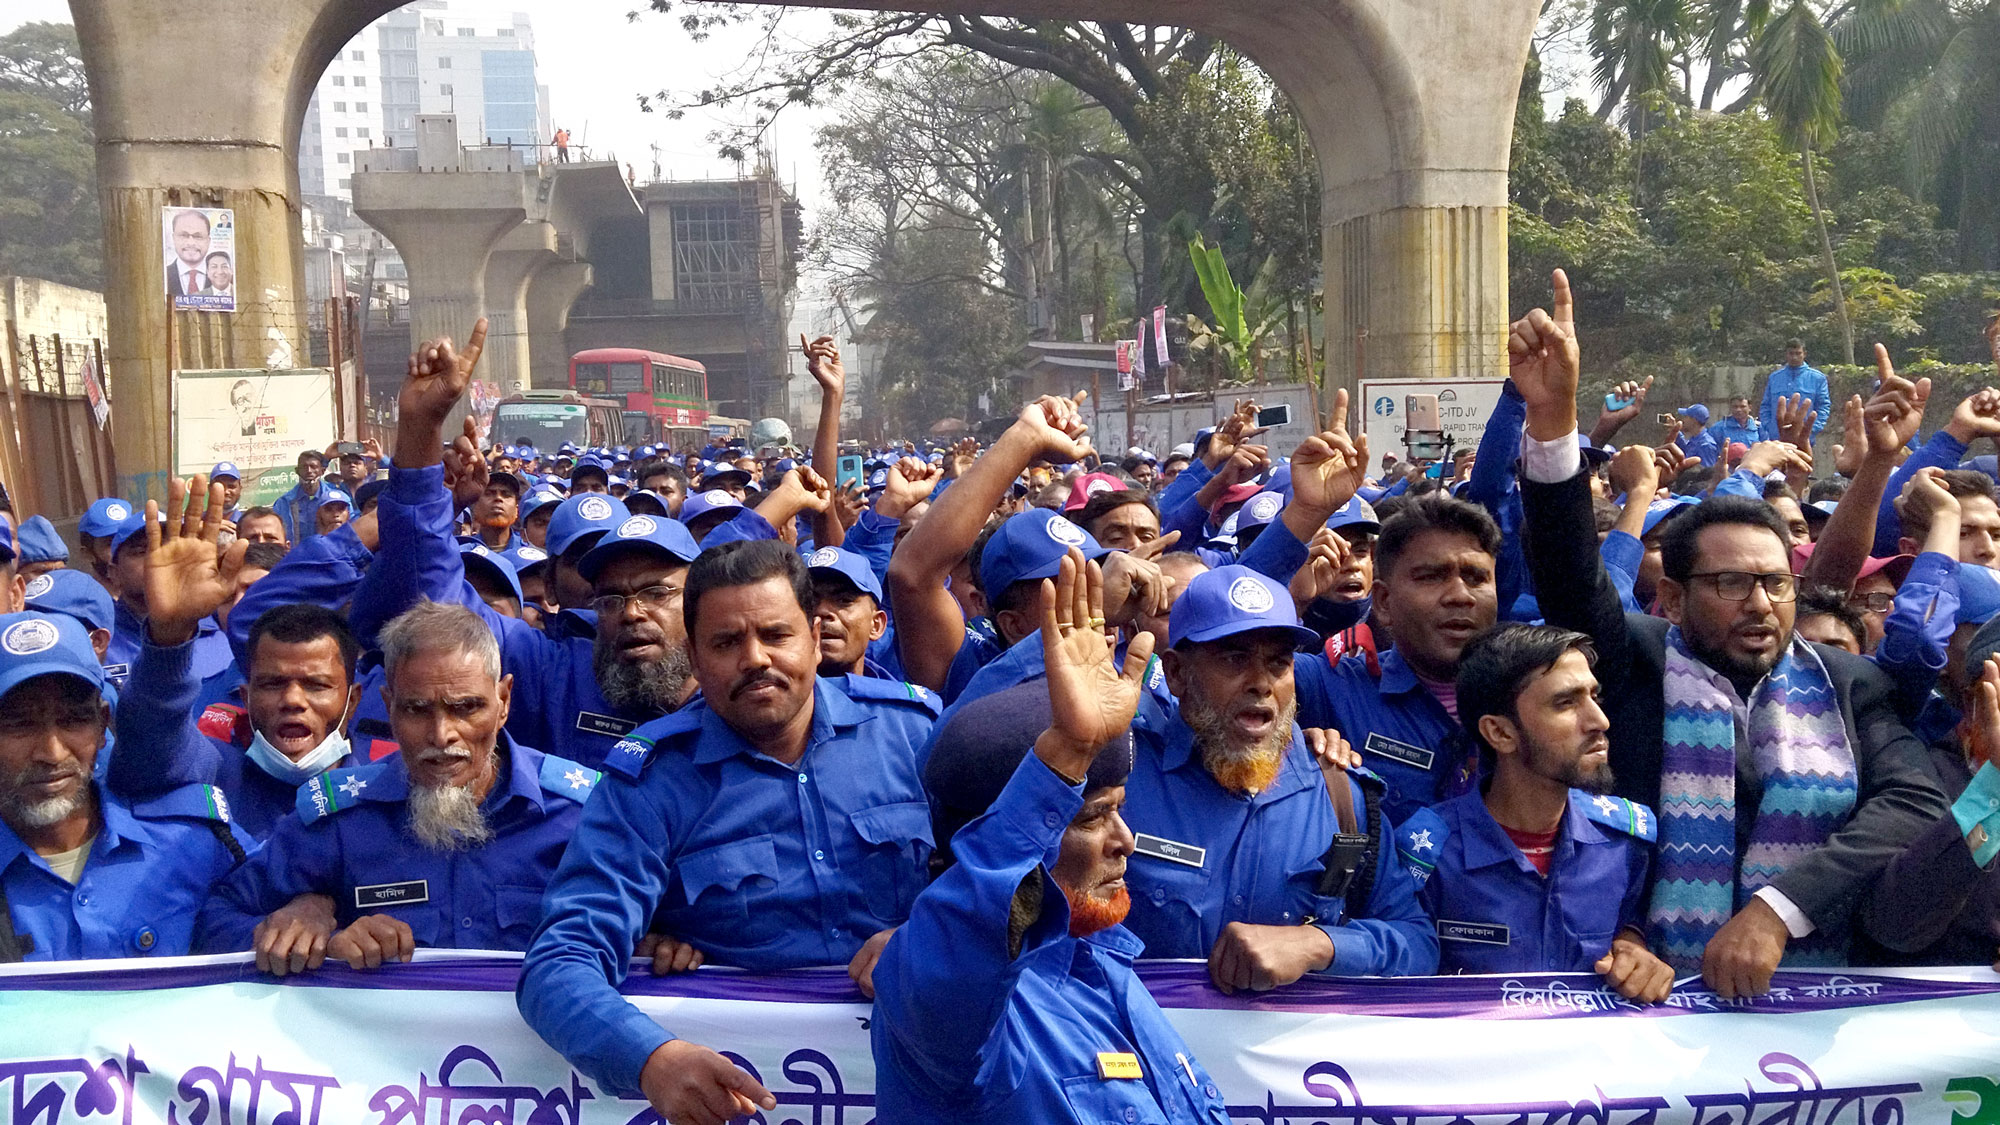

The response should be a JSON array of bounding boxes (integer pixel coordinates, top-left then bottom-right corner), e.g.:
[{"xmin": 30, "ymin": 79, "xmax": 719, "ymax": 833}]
[
  {"xmin": 1873, "ymin": 343, "xmax": 1895, "ymax": 385},
  {"xmin": 459, "ymin": 317, "xmax": 488, "ymax": 376},
  {"xmin": 1551, "ymin": 268, "xmax": 1574, "ymax": 330}
]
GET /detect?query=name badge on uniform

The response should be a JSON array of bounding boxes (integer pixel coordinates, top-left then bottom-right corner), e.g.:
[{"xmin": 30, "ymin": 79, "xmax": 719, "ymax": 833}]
[
  {"xmin": 1133, "ymin": 833, "xmax": 1206, "ymax": 869},
  {"xmin": 1363, "ymin": 733, "xmax": 1435, "ymax": 772},
  {"xmin": 1437, "ymin": 919, "xmax": 1510, "ymax": 945},
  {"xmin": 102, "ymin": 664, "xmax": 130, "ymax": 681},
  {"xmin": 576, "ymin": 711, "xmax": 637, "ymax": 738},
  {"xmin": 354, "ymin": 880, "xmax": 429, "ymax": 909},
  {"xmin": 1096, "ymin": 1052, "xmax": 1142, "ymax": 1080}
]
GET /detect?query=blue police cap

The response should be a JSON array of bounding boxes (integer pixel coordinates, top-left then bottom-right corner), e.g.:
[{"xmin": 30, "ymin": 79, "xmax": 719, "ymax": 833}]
[
  {"xmin": 500, "ymin": 544, "xmax": 550, "ymax": 577},
  {"xmin": 546, "ymin": 493, "xmax": 629, "ymax": 558},
  {"xmin": 1168, "ymin": 565, "xmax": 1319, "ymax": 650},
  {"xmin": 1640, "ymin": 495, "xmax": 1699, "ymax": 538},
  {"xmin": 521, "ymin": 488, "xmax": 565, "ymax": 519},
  {"xmin": 22, "ymin": 569, "xmax": 112, "ymax": 634},
  {"xmin": 805, "ymin": 545, "xmax": 883, "ymax": 602},
  {"xmin": 79, "ymin": 497, "xmax": 135, "ymax": 540},
  {"xmin": 0, "ymin": 612, "xmax": 104, "ymax": 699},
  {"xmin": 1235, "ymin": 489, "xmax": 1287, "ymax": 534},
  {"xmin": 14, "ymin": 516, "xmax": 66, "ymax": 565},
  {"xmin": 1326, "ymin": 496, "xmax": 1380, "ymax": 536},
  {"xmin": 703, "ymin": 465, "xmax": 752, "ymax": 489},
  {"xmin": 319, "ymin": 487, "xmax": 353, "ymax": 510},
  {"xmin": 459, "ymin": 542, "xmax": 524, "ymax": 604},
  {"xmin": 578, "ymin": 513, "xmax": 701, "ymax": 583},
  {"xmin": 1958, "ymin": 561, "xmax": 2000, "ymax": 627},
  {"xmin": 679, "ymin": 487, "xmax": 744, "ymax": 527},
  {"xmin": 978, "ymin": 509, "xmax": 1108, "ymax": 601},
  {"xmin": 210, "ymin": 461, "xmax": 242, "ymax": 482},
  {"xmin": 109, "ymin": 508, "xmax": 161, "ymax": 557},
  {"xmin": 354, "ymin": 478, "xmax": 387, "ymax": 512}
]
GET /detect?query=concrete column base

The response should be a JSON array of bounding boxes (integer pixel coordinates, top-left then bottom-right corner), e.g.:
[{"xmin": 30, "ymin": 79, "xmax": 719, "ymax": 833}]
[
  {"xmin": 526, "ymin": 260, "xmax": 592, "ymax": 390},
  {"xmin": 1323, "ymin": 204, "xmax": 1509, "ymax": 401},
  {"xmin": 482, "ymin": 224, "xmax": 560, "ymax": 395}
]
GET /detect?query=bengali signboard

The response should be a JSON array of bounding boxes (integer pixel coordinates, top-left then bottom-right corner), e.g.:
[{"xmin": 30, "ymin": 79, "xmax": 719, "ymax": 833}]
[
  {"xmin": 173, "ymin": 369, "xmax": 338, "ymax": 507},
  {"xmin": 1, "ymin": 955, "xmax": 1997, "ymax": 1125}
]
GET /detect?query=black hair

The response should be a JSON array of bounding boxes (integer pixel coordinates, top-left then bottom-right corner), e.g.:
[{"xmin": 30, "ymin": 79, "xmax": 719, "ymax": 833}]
[
  {"xmin": 239, "ymin": 541, "xmax": 290, "ymax": 572},
  {"xmin": 1786, "ymin": 337, "xmax": 1804, "ymax": 350},
  {"xmin": 1074, "ymin": 490, "xmax": 1159, "ymax": 538},
  {"xmin": 1796, "ymin": 584, "xmax": 1867, "ymax": 651},
  {"xmin": 1762, "ymin": 479, "xmax": 1797, "ymax": 502},
  {"xmin": 1806, "ymin": 476, "xmax": 1849, "ymax": 505},
  {"xmin": 1456, "ymin": 623, "xmax": 1596, "ymax": 770},
  {"xmin": 636, "ymin": 458, "xmax": 688, "ymax": 493},
  {"xmin": 1897, "ymin": 468, "xmax": 1998, "ymax": 540},
  {"xmin": 684, "ymin": 539, "xmax": 812, "ymax": 642},
  {"xmin": 245, "ymin": 603, "xmax": 360, "ymax": 681},
  {"xmin": 1591, "ymin": 496, "xmax": 1620, "ymax": 536},
  {"xmin": 1659, "ymin": 495, "xmax": 1792, "ymax": 584},
  {"xmin": 1375, "ymin": 493, "xmax": 1502, "ymax": 580},
  {"xmin": 297, "ymin": 449, "xmax": 324, "ymax": 467}
]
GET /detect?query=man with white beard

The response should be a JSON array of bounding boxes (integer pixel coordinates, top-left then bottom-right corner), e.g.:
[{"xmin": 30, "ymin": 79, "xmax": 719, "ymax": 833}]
[
  {"xmin": 0, "ymin": 610, "xmax": 248, "ymax": 961},
  {"xmin": 195, "ymin": 601, "xmax": 599, "ymax": 970}
]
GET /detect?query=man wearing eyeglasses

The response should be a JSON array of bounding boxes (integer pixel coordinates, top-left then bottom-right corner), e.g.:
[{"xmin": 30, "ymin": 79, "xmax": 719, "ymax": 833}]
[{"xmin": 1507, "ymin": 269, "xmax": 1946, "ymax": 999}]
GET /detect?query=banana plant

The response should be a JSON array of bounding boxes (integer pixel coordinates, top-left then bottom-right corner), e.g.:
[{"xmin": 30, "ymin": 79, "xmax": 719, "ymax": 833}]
[{"xmin": 1186, "ymin": 234, "xmax": 1288, "ymax": 384}]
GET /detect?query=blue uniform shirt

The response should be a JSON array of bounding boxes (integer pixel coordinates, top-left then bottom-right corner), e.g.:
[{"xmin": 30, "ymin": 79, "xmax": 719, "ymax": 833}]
[
  {"xmin": 1680, "ymin": 426, "xmax": 1721, "ymax": 467},
  {"xmin": 1121, "ymin": 713, "xmax": 1437, "ymax": 976},
  {"xmin": 1711, "ymin": 415, "xmax": 1764, "ymax": 450},
  {"xmin": 1397, "ymin": 788, "xmax": 1655, "ymax": 974},
  {"xmin": 1293, "ymin": 647, "xmax": 1474, "ymax": 826},
  {"xmin": 0, "ymin": 781, "xmax": 247, "ymax": 960},
  {"xmin": 1759, "ymin": 363, "xmax": 1831, "ymax": 440},
  {"xmin": 106, "ymin": 601, "xmax": 232, "ymax": 695},
  {"xmin": 273, "ymin": 479, "xmax": 329, "ymax": 542},
  {"xmin": 516, "ymin": 676, "xmax": 938, "ymax": 1097},
  {"xmin": 872, "ymin": 754, "xmax": 1233, "ymax": 1125},
  {"xmin": 194, "ymin": 735, "xmax": 595, "ymax": 953}
]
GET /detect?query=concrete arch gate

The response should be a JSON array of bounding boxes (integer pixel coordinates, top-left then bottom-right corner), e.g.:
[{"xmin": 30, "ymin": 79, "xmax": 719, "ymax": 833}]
[{"xmin": 70, "ymin": 0, "xmax": 1541, "ymax": 500}]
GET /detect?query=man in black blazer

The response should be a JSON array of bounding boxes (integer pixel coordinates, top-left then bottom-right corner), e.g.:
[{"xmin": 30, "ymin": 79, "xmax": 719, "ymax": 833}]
[{"xmin": 1507, "ymin": 270, "xmax": 1946, "ymax": 998}]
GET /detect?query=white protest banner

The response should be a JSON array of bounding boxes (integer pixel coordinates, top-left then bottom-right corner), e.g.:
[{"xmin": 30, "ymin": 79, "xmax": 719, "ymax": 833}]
[
  {"xmin": 173, "ymin": 368, "xmax": 339, "ymax": 507},
  {"xmin": 2, "ymin": 955, "xmax": 1998, "ymax": 1125},
  {"xmin": 1356, "ymin": 378, "xmax": 1508, "ymax": 467}
]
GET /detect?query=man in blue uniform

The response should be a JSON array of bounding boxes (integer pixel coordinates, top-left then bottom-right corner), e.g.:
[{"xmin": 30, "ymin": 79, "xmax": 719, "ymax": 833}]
[
  {"xmin": 14, "ymin": 514, "xmax": 68, "ymax": 580},
  {"xmin": 806, "ymin": 545, "xmax": 897, "ymax": 679},
  {"xmin": 273, "ymin": 448, "xmax": 332, "ymax": 542},
  {"xmin": 196, "ymin": 601, "xmax": 597, "ymax": 969},
  {"xmin": 104, "ymin": 478, "xmax": 365, "ymax": 839},
  {"xmin": 517, "ymin": 540, "xmax": 940, "ymax": 1125},
  {"xmin": 106, "ymin": 507, "xmax": 233, "ymax": 693},
  {"xmin": 1294, "ymin": 494, "xmax": 1502, "ymax": 825},
  {"xmin": 1120, "ymin": 565, "xmax": 1436, "ymax": 985},
  {"xmin": 875, "ymin": 551, "xmax": 1231, "ymax": 1124},
  {"xmin": 0, "ymin": 611, "xmax": 248, "ymax": 961},
  {"xmin": 1396, "ymin": 624, "xmax": 1671, "ymax": 1000},
  {"xmin": 1758, "ymin": 339, "xmax": 1831, "ymax": 442},
  {"xmin": 352, "ymin": 330, "xmax": 698, "ymax": 766}
]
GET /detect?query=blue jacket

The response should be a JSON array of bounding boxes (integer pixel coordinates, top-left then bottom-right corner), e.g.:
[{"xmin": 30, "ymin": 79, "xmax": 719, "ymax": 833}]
[
  {"xmin": 1874, "ymin": 552, "xmax": 1959, "ymax": 722},
  {"xmin": 1398, "ymin": 788, "xmax": 1655, "ymax": 974},
  {"xmin": 515, "ymin": 676, "xmax": 938, "ymax": 1097},
  {"xmin": 108, "ymin": 635, "xmax": 363, "ymax": 840},
  {"xmin": 0, "ymin": 781, "xmax": 248, "ymax": 960},
  {"xmin": 1293, "ymin": 647, "xmax": 1474, "ymax": 826},
  {"xmin": 274, "ymin": 479, "xmax": 330, "ymax": 543},
  {"xmin": 1680, "ymin": 426, "xmax": 1721, "ymax": 467},
  {"xmin": 222, "ymin": 521, "xmax": 374, "ymax": 666},
  {"xmin": 1874, "ymin": 431, "xmax": 1968, "ymax": 557},
  {"xmin": 1711, "ymin": 416, "xmax": 1764, "ymax": 450},
  {"xmin": 195, "ymin": 734, "xmax": 594, "ymax": 953},
  {"xmin": 1120, "ymin": 711, "xmax": 1437, "ymax": 976},
  {"xmin": 871, "ymin": 754, "xmax": 1233, "ymax": 1124},
  {"xmin": 1759, "ymin": 364, "xmax": 1831, "ymax": 441},
  {"xmin": 106, "ymin": 601, "xmax": 233, "ymax": 699}
]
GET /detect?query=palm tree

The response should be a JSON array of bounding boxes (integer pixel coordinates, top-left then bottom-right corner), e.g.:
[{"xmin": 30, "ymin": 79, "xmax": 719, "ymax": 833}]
[
  {"xmin": 1872, "ymin": 0, "xmax": 2000, "ymax": 269},
  {"xmin": 1752, "ymin": 0, "xmax": 1855, "ymax": 363},
  {"xmin": 1591, "ymin": 0, "xmax": 1693, "ymax": 126}
]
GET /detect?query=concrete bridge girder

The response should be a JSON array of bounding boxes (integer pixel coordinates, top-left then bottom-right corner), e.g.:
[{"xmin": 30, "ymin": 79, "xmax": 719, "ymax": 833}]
[{"xmin": 74, "ymin": 0, "xmax": 1538, "ymax": 498}]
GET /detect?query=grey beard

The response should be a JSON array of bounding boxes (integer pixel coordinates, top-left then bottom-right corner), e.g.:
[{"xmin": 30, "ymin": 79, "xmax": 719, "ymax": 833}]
[
  {"xmin": 407, "ymin": 773, "xmax": 494, "ymax": 852},
  {"xmin": 594, "ymin": 637, "xmax": 692, "ymax": 716},
  {"xmin": 0, "ymin": 767, "xmax": 91, "ymax": 830},
  {"xmin": 1180, "ymin": 693, "xmax": 1297, "ymax": 788}
]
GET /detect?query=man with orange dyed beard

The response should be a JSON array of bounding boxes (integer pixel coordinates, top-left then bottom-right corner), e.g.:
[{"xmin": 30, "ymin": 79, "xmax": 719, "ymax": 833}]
[{"xmin": 1120, "ymin": 564, "xmax": 1437, "ymax": 989}]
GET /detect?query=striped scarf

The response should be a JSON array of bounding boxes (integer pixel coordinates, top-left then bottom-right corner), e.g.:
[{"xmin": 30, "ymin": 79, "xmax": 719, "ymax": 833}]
[{"xmin": 1648, "ymin": 628, "xmax": 1858, "ymax": 972}]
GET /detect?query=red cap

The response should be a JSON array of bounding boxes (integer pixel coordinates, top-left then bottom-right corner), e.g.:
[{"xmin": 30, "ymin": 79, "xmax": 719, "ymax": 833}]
[
  {"xmin": 1210, "ymin": 481, "xmax": 1264, "ymax": 515},
  {"xmin": 1063, "ymin": 472, "xmax": 1129, "ymax": 511}
]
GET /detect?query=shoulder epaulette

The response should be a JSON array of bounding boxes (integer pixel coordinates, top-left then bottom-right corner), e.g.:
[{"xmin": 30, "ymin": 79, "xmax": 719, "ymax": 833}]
[
  {"xmin": 1580, "ymin": 793, "xmax": 1657, "ymax": 843},
  {"xmin": 600, "ymin": 709, "xmax": 701, "ymax": 780},
  {"xmin": 133, "ymin": 783, "xmax": 233, "ymax": 825},
  {"xmin": 539, "ymin": 753, "xmax": 602, "ymax": 802},
  {"xmin": 1348, "ymin": 765, "xmax": 1388, "ymax": 792},
  {"xmin": 840, "ymin": 674, "xmax": 942, "ymax": 718},
  {"xmin": 296, "ymin": 766, "xmax": 380, "ymax": 824},
  {"xmin": 1394, "ymin": 807, "xmax": 1450, "ymax": 884}
]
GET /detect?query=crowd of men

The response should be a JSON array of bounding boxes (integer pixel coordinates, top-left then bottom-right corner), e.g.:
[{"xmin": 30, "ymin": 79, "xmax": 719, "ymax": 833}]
[{"xmin": 1, "ymin": 284, "xmax": 1998, "ymax": 1125}]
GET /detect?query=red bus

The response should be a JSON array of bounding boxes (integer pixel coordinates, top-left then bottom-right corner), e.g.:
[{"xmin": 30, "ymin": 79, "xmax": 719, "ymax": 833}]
[{"xmin": 568, "ymin": 348, "xmax": 711, "ymax": 449}]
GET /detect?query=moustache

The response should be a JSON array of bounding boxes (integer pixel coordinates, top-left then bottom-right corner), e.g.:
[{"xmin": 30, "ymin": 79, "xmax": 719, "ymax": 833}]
[
  {"xmin": 414, "ymin": 746, "xmax": 473, "ymax": 766},
  {"xmin": 729, "ymin": 672, "xmax": 787, "ymax": 700},
  {"xmin": 14, "ymin": 762, "xmax": 84, "ymax": 787}
]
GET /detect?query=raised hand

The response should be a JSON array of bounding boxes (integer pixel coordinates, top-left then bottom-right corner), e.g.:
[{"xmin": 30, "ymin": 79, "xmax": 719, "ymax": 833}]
[
  {"xmin": 1013, "ymin": 394, "xmax": 1092, "ymax": 464},
  {"xmin": 441, "ymin": 415, "xmax": 488, "ymax": 510},
  {"xmin": 399, "ymin": 318, "xmax": 487, "ymax": 429},
  {"xmin": 1968, "ymin": 657, "xmax": 2000, "ymax": 770},
  {"xmin": 1099, "ymin": 548, "xmax": 1170, "ymax": 628},
  {"xmin": 1833, "ymin": 395, "xmax": 1866, "ymax": 477},
  {"xmin": 1945, "ymin": 386, "xmax": 2000, "ymax": 445},
  {"xmin": 1508, "ymin": 269, "xmax": 1582, "ymax": 439},
  {"xmin": 1203, "ymin": 399, "xmax": 1267, "ymax": 470},
  {"xmin": 1288, "ymin": 394, "xmax": 1369, "ymax": 520},
  {"xmin": 801, "ymin": 334, "xmax": 845, "ymax": 397},
  {"xmin": 1594, "ymin": 377, "xmax": 1654, "ymax": 438},
  {"xmin": 1738, "ymin": 440, "xmax": 1812, "ymax": 480},
  {"xmin": 1775, "ymin": 393, "xmax": 1815, "ymax": 450},
  {"xmin": 1289, "ymin": 527, "xmax": 1349, "ymax": 612},
  {"xmin": 1608, "ymin": 444, "xmax": 1662, "ymax": 501},
  {"xmin": 877, "ymin": 457, "xmax": 941, "ymax": 519},
  {"xmin": 1862, "ymin": 345, "xmax": 1932, "ymax": 457},
  {"xmin": 145, "ymin": 474, "xmax": 244, "ymax": 646},
  {"xmin": 828, "ymin": 479, "xmax": 865, "ymax": 530},
  {"xmin": 1037, "ymin": 550, "xmax": 1154, "ymax": 778},
  {"xmin": 945, "ymin": 437, "xmax": 980, "ymax": 479}
]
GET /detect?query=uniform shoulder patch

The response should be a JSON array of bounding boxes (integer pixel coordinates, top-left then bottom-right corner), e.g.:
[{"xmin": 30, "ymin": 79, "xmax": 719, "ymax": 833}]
[
  {"xmin": 1393, "ymin": 807, "xmax": 1450, "ymax": 884},
  {"xmin": 840, "ymin": 673, "xmax": 942, "ymax": 718},
  {"xmin": 1579, "ymin": 792, "xmax": 1657, "ymax": 843},
  {"xmin": 602, "ymin": 707, "xmax": 702, "ymax": 780},
  {"xmin": 295, "ymin": 766, "xmax": 380, "ymax": 824},
  {"xmin": 539, "ymin": 753, "xmax": 602, "ymax": 802},
  {"xmin": 133, "ymin": 783, "xmax": 233, "ymax": 825},
  {"xmin": 1347, "ymin": 765, "xmax": 1388, "ymax": 793}
]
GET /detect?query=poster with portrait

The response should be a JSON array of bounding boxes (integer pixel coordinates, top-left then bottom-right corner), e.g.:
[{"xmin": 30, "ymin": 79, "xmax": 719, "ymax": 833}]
[
  {"xmin": 162, "ymin": 206, "xmax": 237, "ymax": 312},
  {"xmin": 174, "ymin": 368, "xmax": 337, "ymax": 506}
]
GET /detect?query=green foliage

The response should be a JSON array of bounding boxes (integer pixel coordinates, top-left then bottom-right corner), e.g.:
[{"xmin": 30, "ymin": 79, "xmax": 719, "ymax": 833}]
[
  {"xmin": 862, "ymin": 222, "xmax": 1024, "ymax": 434},
  {"xmin": 0, "ymin": 23, "xmax": 98, "ymax": 289},
  {"xmin": 1809, "ymin": 266, "xmax": 1923, "ymax": 343},
  {"xmin": 1184, "ymin": 235, "xmax": 1286, "ymax": 384}
]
